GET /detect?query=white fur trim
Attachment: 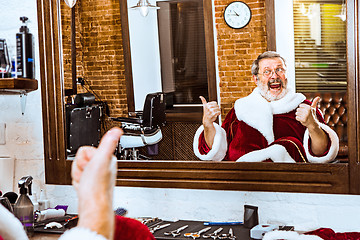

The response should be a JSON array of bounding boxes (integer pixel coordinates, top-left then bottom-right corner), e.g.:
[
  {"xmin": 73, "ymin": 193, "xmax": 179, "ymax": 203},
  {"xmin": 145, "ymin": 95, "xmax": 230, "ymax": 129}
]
[
  {"xmin": 303, "ymin": 123, "xmax": 340, "ymax": 163},
  {"xmin": 263, "ymin": 230, "xmax": 323, "ymax": 240},
  {"xmin": 234, "ymin": 88, "xmax": 305, "ymax": 144},
  {"xmin": 270, "ymin": 88, "xmax": 306, "ymax": 115},
  {"xmin": 0, "ymin": 204, "xmax": 28, "ymax": 240},
  {"xmin": 193, "ymin": 123, "xmax": 227, "ymax": 161},
  {"xmin": 59, "ymin": 227, "xmax": 107, "ymax": 240},
  {"xmin": 236, "ymin": 144, "xmax": 295, "ymax": 163}
]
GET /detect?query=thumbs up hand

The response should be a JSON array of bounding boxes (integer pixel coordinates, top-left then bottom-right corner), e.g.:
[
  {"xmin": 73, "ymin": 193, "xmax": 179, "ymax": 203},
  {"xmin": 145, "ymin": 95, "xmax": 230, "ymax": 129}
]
[
  {"xmin": 200, "ymin": 96, "xmax": 221, "ymax": 127},
  {"xmin": 295, "ymin": 96, "xmax": 321, "ymax": 128}
]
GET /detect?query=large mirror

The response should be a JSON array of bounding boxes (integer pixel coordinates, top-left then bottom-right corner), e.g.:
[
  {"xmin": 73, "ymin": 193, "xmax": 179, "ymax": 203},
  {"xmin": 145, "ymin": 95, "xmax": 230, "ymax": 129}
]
[{"xmin": 37, "ymin": 0, "xmax": 360, "ymax": 194}]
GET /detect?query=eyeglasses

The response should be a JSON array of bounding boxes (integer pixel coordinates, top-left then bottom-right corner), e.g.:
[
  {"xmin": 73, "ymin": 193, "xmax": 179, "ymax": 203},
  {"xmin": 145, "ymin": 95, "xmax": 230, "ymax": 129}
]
[{"xmin": 258, "ymin": 68, "xmax": 286, "ymax": 78}]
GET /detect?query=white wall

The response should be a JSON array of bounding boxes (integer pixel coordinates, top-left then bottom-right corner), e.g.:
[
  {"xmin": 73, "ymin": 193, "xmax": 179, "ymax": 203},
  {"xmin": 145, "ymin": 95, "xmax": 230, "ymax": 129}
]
[
  {"xmin": 1, "ymin": 0, "xmax": 360, "ymax": 234},
  {"xmin": 274, "ymin": 0, "xmax": 296, "ymax": 90},
  {"xmin": 0, "ymin": 0, "xmax": 44, "ymax": 193},
  {"xmin": 128, "ymin": 0, "xmax": 162, "ymax": 110}
]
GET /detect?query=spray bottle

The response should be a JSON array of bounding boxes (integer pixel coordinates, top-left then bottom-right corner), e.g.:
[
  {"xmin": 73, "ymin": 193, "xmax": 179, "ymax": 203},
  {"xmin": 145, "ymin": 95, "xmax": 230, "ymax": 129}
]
[{"xmin": 14, "ymin": 176, "xmax": 34, "ymax": 237}]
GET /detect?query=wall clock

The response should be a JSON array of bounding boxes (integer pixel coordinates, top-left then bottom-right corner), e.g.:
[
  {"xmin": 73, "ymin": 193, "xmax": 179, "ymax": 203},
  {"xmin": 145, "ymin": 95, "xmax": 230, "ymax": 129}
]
[{"xmin": 224, "ymin": 1, "xmax": 252, "ymax": 29}]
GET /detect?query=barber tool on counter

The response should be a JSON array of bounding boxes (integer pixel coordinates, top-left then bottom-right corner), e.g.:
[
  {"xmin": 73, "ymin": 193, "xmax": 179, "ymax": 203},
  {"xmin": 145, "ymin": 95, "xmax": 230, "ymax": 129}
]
[
  {"xmin": 164, "ymin": 225, "xmax": 188, "ymax": 237},
  {"xmin": 184, "ymin": 226, "xmax": 211, "ymax": 239},
  {"xmin": 14, "ymin": 175, "xmax": 34, "ymax": 236},
  {"xmin": 203, "ymin": 227, "xmax": 223, "ymax": 239},
  {"xmin": 150, "ymin": 223, "xmax": 171, "ymax": 234}
]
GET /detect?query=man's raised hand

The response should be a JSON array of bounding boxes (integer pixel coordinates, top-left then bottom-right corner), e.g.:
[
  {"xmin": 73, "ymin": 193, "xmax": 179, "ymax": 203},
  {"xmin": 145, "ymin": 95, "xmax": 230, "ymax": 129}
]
[
  {"xmin": 200, "ymin": 96, "xmax": 221, "ymax": 149},
  {"xmin": 200, "ymin": 96, "xmax": 221, "ymax": 127},
  {"xmin": 295, "ymin": 96, "xmax": 321, "ymax": 129},
  {"xmin": 72, "ymin": 127, "xmax": 123, "ymax": 239}
]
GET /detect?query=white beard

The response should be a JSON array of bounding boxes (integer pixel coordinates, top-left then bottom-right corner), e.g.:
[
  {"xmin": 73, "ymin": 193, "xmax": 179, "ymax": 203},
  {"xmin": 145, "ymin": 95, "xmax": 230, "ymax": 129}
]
[{"xmin": 257, "ymin": 78, "xmax": 288, "ymax": 101}]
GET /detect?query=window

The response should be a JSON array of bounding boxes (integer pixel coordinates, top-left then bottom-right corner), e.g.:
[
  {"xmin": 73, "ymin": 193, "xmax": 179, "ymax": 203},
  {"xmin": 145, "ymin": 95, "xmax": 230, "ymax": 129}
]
[
  {"xmin": 293, "ymin": 0, "xmax": 346, "ymax": 92},
  {"xmin": 157, "ymin": 0, "xmax": 208, "ymax": 105}
]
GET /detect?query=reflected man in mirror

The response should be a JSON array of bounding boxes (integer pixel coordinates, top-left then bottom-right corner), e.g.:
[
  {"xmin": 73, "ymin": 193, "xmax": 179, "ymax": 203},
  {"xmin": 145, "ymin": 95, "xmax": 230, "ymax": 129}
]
[{"xmin": 193, "ymin": 51, "xmax": 339, "ymax": 163}]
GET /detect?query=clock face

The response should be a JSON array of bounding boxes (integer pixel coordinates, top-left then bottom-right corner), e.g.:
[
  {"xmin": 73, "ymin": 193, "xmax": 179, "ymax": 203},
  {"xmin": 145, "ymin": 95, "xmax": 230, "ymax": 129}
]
[{"xmin": 224, "ymin": 1, "xmax": 252, "ymax": 29}]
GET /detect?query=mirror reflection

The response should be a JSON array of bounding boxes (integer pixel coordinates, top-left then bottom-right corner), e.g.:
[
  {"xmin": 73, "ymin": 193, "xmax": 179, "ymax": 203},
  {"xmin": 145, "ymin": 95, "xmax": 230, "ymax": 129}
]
[{"xmin": 59, "ymin": 0, "xmax": 347, "ymax": 163}]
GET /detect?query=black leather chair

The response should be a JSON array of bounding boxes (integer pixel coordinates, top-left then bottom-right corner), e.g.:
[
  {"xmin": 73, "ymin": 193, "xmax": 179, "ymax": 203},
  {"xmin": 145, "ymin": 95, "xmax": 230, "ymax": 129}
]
[{"xmin": 112, "ymin": 92, "xmax": 166, "ymax": 160}]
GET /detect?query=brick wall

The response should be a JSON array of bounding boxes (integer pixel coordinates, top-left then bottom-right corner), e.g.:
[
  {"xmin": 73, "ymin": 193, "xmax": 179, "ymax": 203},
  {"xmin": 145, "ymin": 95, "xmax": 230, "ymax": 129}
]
[
  {"xmin": 61, "ymin": 0, "xmax": 268, "ymax": 119},
  {"xmin": 61, "ymin": 0, "xmax": 127, "ymax": 117},
  {"xmin": 214, "ymin": 0, "xmax": 267, "ymax": 117}
]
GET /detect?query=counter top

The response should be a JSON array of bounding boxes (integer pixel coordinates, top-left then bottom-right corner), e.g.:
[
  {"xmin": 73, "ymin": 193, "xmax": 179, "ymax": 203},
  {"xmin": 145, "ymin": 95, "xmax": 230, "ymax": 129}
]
[{"xmin": 30, "ymin": 233, "xmax": 61, "ymax": 240}]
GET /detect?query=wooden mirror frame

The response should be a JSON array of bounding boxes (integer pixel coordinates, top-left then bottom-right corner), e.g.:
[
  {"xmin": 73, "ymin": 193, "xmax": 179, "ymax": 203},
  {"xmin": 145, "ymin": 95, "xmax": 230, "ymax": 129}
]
[{"xmin": 37, "ymin": 0, "xmax": 360, "ymax": 194}]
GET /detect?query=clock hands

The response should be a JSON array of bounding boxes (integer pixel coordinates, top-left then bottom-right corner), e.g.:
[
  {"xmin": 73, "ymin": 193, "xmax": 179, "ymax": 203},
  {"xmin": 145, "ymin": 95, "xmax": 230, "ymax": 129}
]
[{"xmin": 227, "ymin": 10, "xmax": 240, "ymax": 17}]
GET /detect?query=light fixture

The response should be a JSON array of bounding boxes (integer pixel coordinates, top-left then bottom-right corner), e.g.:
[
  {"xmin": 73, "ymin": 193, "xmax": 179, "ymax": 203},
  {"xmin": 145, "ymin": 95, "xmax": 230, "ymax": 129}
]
[
  {"xmin": 334, "ymin": 3, "xmax": 346, "ymax": 22},
  {"xmin": 300, "ymin": 3, "xmax": 316, "ymax": 20},
  {"xmin": 130, "ymin": 0, "xmax": 160, "ymax": 17},
  {"xmin": 64, "ymin": 0, "xmax": 78, "ymax": 96},
  {"xmin": 64, "ymin": 0, "xmax": 77, "ymax": 8}
]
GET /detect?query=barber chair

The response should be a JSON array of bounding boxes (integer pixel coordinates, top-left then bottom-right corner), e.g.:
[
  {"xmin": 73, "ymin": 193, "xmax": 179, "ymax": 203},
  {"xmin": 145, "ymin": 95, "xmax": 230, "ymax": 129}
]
[
  {"xmin": 65, "ymin": 93, "xmax": 103, "ymax": 156},
  {"xmin": 112, "ymin": 92, "xmax": 166, "ymax": 160}
]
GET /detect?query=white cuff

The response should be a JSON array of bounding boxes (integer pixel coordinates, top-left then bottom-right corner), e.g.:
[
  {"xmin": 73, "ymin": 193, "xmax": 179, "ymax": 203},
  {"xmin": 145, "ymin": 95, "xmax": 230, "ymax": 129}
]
[
  {"xmin": 303, "ymin": 123, "xmax": 339, "ymax": 163},
  {"xmin": 236, "ymin": 144, "xmax": 295, "ymax": 163},
  {"xmin": 59, "ymin": 227, "xmax": 107, "ymax": 240},
  {"xmin": 193, "ymin": 123, "xmax": 227, "ymax": 161}
]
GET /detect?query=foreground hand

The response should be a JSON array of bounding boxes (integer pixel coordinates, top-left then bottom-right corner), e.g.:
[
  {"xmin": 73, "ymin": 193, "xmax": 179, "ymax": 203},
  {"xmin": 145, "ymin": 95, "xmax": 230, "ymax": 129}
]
[
  {"xmin": 72, "ymin": 127, "xmax": 123, "ymax": 239},
  {"xmin": 200, "ymin": 96, "xmax": 221, "ymax": 127},
  {"xmin": 295, "ymin": 96, "xmax": 321, "ymax": 129}
]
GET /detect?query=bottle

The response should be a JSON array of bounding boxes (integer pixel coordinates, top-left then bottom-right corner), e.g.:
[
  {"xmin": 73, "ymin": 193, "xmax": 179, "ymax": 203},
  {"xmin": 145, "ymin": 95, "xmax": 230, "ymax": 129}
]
[
  {"xmin": 16, "ymin": 16, "xmax": 34, "ymax": 79},
  {"xmin": 14, "ymin": 176, "xmax": 34, "ymax": 237},
  {"xmin": 11, "ymin": 55, "xmax": 16, "ymax": 78},
  {"xmin": 35, "ymin": 208, "xmax": 65, "ymax": 222},
  {"xmin": 38, "ymin": 189, "xmax": 50, "ymax": 211},
  {"xmin": 29, "ymin": 191, "xmax": 38, "ymax": 211}
]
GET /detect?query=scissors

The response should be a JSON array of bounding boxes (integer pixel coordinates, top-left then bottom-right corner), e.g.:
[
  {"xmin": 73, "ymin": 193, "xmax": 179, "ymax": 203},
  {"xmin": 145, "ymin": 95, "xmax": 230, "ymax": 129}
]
[
  {"xmin": 203, "ymin": 227, "xmax": 223, "ymax": 239},
  {"xmin": 184, "ymin": 226, "xmax": 211, "ymax": 239},
  {"xmin": 218, "ymin": 228, "xmax": 236, "ymax": 240},
  {"xmin": 149, "ymin": 223, "xmax": 171, "ymax": 233},
  {"xmin": 164, "ymin": 225, "xmax": 189, "ymax": 237}
]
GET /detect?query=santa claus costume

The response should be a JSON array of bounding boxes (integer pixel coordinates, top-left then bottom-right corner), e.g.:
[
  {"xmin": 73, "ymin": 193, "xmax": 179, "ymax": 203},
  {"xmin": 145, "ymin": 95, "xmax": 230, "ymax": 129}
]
[{"xmin": 193, "ymin": 88, "xmax": 339, "ymax": 163}]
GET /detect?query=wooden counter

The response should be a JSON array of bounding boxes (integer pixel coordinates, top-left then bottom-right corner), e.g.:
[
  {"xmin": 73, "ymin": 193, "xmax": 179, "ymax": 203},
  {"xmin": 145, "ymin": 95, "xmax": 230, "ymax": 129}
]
[{"xmin": 30, "ymin": 233, "xmax": 61, "ymax": 240}]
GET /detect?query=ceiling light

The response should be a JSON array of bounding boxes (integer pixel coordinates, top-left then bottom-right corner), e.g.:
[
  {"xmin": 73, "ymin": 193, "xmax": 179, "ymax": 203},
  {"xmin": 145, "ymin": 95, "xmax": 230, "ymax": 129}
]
[
  {"xmin": 130, "ymin": 0, "xmax": 160, "ymax": 17},
  {"xmin": 64, "ymin": 0, "xmax": 77, "ymax": 8},
  {"xmin": 334, "ymin": 3, "xmax": 346, "ymax": 22}
]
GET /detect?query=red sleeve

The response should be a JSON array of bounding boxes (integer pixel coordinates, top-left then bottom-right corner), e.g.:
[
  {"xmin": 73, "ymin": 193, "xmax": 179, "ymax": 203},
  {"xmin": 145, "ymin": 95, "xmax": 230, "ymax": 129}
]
[
  {"xmin": 198, "ymin": 131, "xmax": 211, "ymax": 154},
  {"xmin": 113, "ymin": 216, "xmax": 155, "ymax": 240},
  {"xmin": 198, "ymin": 108, "xmax": 237, "ymax": 155}
]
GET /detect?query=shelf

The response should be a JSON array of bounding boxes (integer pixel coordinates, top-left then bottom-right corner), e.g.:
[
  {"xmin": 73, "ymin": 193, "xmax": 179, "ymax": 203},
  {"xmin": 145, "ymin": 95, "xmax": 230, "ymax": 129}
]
[
  {"xmin": 0, "ymin": 78, "xmax": 38, "ymax": 114},
  {"xmin": 0, "ymin": 78, "xmax": 38, "ymax": 94}
]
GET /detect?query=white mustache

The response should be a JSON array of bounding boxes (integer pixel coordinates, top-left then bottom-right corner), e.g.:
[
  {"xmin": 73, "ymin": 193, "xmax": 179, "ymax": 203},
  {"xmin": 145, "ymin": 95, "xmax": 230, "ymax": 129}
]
[{"xmin": 268, "ymin": 79, "xmax": 283, "ymax": 87}]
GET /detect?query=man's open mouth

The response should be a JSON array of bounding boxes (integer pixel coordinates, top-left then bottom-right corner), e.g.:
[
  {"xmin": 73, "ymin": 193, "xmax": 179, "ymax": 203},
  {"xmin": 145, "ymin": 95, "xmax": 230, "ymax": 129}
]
[{"xmin": 269, "ymin": 83, "xmax": 282, "ymax": 89}]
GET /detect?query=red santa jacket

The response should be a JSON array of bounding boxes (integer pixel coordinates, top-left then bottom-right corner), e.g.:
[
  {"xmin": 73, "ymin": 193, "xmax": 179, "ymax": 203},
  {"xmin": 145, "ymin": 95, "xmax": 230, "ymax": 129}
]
[{"xmin": 193, "ymin": 88, "xmax": 339, "ymax": 163}]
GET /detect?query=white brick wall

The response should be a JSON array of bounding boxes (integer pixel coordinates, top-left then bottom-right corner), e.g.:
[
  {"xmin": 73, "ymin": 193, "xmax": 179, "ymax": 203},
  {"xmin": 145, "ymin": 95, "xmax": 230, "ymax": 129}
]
[{"xmin": 1, "ymin": 0, "xmax": 360, "ymax": 234}]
